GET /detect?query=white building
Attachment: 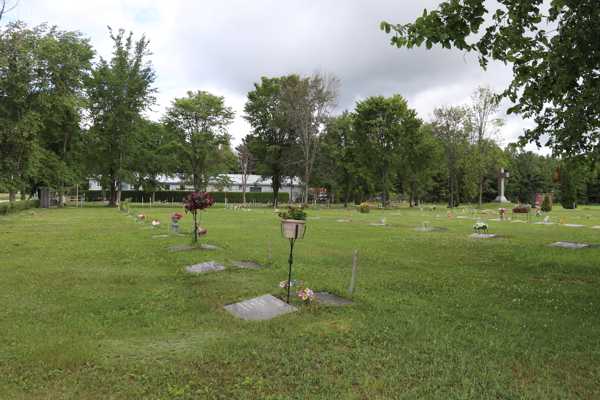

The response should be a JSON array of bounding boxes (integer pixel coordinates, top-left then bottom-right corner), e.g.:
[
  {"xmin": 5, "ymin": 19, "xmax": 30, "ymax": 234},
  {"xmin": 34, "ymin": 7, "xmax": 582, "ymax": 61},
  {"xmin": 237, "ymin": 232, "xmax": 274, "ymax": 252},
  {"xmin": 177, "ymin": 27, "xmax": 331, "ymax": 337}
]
[{"xmin": 88, "ymin": 174, "xmax": 303, "ymax": 201}]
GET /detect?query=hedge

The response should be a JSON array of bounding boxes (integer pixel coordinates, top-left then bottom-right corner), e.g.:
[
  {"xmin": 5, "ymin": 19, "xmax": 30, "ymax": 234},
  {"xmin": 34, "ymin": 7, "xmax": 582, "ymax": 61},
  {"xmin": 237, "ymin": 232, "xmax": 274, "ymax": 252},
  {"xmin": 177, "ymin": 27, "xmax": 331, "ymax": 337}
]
[
  {"xmin": 0, "ymin": 199, "xmax": 41, "ymax": 215},
  {"xmin": 83, "ymin": 190, "xmax": 289, "ymax": 204}
]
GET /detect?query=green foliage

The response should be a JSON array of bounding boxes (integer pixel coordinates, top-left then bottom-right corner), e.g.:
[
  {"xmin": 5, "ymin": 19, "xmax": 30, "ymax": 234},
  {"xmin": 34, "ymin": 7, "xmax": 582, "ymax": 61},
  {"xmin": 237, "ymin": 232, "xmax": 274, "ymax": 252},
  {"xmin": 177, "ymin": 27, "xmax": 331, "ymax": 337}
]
[
  {"xmin": 541, "ymin": 194, "xmax": 552, "ymax": 212},
  {"xmin": 0, "ymin": 200, "xmax": 40, "ymax": 215},
  {"xmin": 83, "ymin": 190, "xmax": 288, "ymax": 204},
  {"xmin": 163, "ymin": 90, "xmax": 235, "ymax": 191},
  {"xmin": 561, "ymin": 166, "xmax": 578, "ymax": 209},
  {"xmin": 278, "ymin": 205, "xmax": 308, "ymax": 221},
  {"xmin": 119, "ymin": 198, "xmax": 132, "ymax": 212},
  {"xmin": 381, "ymin": 1, "xmax": 600, "ymax": 163}
]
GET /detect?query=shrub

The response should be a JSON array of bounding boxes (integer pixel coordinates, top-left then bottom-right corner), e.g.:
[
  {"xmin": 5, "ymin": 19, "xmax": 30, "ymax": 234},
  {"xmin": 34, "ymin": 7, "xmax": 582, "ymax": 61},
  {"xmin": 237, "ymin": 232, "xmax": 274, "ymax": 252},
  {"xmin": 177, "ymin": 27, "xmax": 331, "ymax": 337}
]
[
  {"xmin": 359, "ymin": 202, "xmax": 370, "ymax": 213},
  {"xmin": 541, "ymin": 194, "xmax": 552, "ymax": 212},
  {"xmin": 0, "ymin": 200, "xmax": 40, "ymax": 215},
  {"xmin": 82, "ymin": 190, "xmax": 289, "ymax": 204}
]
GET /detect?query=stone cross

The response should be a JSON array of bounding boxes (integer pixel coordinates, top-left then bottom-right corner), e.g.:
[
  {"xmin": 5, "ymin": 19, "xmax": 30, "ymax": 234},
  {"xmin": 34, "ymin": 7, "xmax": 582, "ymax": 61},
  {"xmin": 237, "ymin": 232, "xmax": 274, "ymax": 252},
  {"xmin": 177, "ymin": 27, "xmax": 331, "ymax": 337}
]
[{"xmin": 493, "ymin": 168, "xmax": 510, "ymax": 203}]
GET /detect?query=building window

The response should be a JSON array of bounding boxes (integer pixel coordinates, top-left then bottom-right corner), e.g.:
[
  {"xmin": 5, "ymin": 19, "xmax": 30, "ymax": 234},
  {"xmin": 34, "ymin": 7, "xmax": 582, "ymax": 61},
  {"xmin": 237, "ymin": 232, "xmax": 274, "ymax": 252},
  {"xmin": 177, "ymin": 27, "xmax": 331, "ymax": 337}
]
[{"xmin": 250, "ymin": 187, "xmax": 262, "ymax": 193}]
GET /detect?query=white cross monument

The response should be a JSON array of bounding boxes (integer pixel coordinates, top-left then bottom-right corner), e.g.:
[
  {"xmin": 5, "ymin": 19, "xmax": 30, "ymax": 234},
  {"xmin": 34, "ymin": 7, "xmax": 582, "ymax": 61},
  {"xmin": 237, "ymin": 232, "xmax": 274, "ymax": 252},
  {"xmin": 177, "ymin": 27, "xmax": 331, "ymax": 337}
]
[{"xmin": 493, "ymin": 168, "xmax": 510, "ymax": 203}]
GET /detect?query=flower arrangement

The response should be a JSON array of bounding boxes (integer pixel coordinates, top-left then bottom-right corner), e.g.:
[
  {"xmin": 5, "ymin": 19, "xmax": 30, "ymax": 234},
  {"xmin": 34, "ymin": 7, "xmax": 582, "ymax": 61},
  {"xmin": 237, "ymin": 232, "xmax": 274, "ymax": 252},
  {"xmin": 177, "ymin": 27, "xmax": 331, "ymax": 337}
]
[
  {"xmin": 278, "ymin": 205, "xmax": 308, "ymax": 221},
  {"xmin": 152, "ymin": 220, "xmax": 160, "ymax": 226},
  {"xmin": 172, "ymin": 213, "xmax": 184, "ymax": 218},
  {"xmin": 138, "ymin": 214, "xmax": 146, "ymax": 219},
  {"xmin": 297, "ymin": 287, "xmax": 315, "ymax": 301},
  {"xmin": 512, "ymin": 204, "xmax": 531, "ymax": 213},
  {"xmin": 473, "ymin": 220, "xmax": 488, "ymax": 230},
  {"xmin": 429, "ymin": 205, "xmax": 436, "ymax": 211},
  {"xmin": 183, "ymin": 192, "xmax": 215, "ymax": 243},
  {"xmin": 359, "ymin": 202, "xmax": 370, "ymax": 213},
  {"xmin": 278, "ymin": 279, "xmax": 314, "ymax": 302},
  {"xmin": 119, "ymin": 198, "xmax": 132, "ymax": 212}
]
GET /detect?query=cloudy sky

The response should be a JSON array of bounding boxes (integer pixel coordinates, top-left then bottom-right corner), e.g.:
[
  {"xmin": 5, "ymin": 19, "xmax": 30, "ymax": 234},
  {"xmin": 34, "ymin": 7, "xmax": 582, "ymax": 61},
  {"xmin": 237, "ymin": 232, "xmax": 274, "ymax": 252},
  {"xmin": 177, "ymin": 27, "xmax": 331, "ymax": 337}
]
[{"xmin": 7, "ymin": 0, "xmax": 548, "ymax": 154}]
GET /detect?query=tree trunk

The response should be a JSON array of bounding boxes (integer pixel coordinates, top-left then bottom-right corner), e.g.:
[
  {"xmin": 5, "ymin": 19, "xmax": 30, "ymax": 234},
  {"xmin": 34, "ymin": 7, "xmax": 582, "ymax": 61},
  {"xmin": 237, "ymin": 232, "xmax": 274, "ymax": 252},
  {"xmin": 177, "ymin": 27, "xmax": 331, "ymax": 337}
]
[
  {"xmin": 152, "ymin": 191, "xmax": 156, "ymax": 203},
  {"xmin": 344, "ymin": 180, "xmax": 350, "ymax": 207}
]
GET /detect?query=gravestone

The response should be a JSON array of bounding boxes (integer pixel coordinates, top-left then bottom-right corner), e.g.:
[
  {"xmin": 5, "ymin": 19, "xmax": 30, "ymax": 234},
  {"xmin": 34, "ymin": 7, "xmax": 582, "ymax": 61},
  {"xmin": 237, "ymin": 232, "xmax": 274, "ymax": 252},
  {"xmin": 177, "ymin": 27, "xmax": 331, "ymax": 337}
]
[
  {"xmin": 592, "ymin": 226, "xmax": 600, "ymax": 229},
  {"xmin": 185, "ymin": 261, "xmax": 226, "ymax": 274},
  {"xmin": 492, "ymin": 168, "xmax": 510, "ymax": 203},
  {"xmin": 564, "ymin": 224, "xmax": 585, "ymax": 227},
  {"xmin": 549, "ymin": 241, "xmax": 595, "ymax": 249},
  {"xmin": 224, "ymin": 294, "xmax": 296, "ymax": 321},
  {"xmin": 230, "ymin": 260, "xmax": 264, "ymax": 269},
  {"xmin": 200, "ymin": 244, "xmax": 224, "ymax": 250},
  {"xmin": 140, "ymin": 226, "xmax": 155, "ymax": 229},
  {"xmin": 168, "ymin": 244, "xmax": 196, "ymax": 251},
  {"xmin": 152, "ymin": 234, "xmax": 169, "ymax": 238},
  {"xmin": 0, "ymin": 218, "xmax": 16, "ymax": 221},
  {"xmin": 468, "ymin": 233, "xmax": 504, "ymax": 238},
  {"xmin": 314, "ymin": 293, "xmax": 355, "ymax": 307}
]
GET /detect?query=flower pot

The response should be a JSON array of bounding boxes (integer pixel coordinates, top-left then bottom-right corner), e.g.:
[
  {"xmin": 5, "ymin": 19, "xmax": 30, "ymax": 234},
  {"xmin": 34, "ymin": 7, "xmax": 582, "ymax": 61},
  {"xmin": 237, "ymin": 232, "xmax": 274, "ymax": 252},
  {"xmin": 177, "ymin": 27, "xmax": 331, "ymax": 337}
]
[
  {"xmin": 281, "ymin": 219, "xmax": 305, "ymax": 239},
  {"xmin": 172, "ymin": 216, "xmax": 180, "ymax": 223}
]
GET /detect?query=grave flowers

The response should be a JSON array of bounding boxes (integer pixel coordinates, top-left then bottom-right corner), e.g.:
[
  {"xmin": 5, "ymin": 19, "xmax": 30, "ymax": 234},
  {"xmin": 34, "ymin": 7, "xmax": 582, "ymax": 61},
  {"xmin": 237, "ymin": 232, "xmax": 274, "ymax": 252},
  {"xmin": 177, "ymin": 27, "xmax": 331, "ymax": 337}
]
[
  {"xmin": 359, "ymin": 202, "xmax": 370, "ymax": 213},
  {"xmin": 473, "ymin": 220, "xmax": 489, "ymax": 234},
  {"xmin": 512, "ymin": 204, "xmax": 530, "ymax": 213},
  {"xmin": 171, "ymin": 212, "xmax": 184, "ymax": 223},
  {"xmin": 183, "ymin": 191, "xmax": 215, "ymax": 243},
  {"xmin": 279, "ymin": 206, "xmax": 307, "ymax": 239},
  {"xmin": 138, "ymin": 214, "xmax": 146, "ymax": 219},
  {"xmin": 152, "ymin": 220, "xmax": 160, "ymax": 226}
]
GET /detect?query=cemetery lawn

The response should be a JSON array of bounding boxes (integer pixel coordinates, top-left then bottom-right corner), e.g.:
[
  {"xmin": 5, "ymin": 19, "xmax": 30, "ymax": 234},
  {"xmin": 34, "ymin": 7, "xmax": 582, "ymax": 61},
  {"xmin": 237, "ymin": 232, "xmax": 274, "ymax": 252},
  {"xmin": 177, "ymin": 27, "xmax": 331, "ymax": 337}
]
[{"xmin": 1, "ymin": 204, "xmax": 599, "ymax": 399}]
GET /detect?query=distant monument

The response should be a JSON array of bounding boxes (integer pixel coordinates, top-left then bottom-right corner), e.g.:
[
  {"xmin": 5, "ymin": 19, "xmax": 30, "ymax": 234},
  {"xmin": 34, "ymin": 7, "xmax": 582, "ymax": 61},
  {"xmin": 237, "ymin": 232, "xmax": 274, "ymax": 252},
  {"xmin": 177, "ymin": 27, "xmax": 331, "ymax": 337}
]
[{"xmin": 493, "ymin": 168, "xmax": 510, "ymax": 203}]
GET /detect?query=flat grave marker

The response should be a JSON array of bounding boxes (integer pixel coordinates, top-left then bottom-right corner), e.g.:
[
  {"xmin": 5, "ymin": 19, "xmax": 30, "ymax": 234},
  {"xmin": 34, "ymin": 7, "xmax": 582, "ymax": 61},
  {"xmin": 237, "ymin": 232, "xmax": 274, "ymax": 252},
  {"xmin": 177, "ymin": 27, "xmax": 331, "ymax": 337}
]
[
  {"xmin": 548, "ymin": 241, "xmax": 599, "ymax": 249},
  {"xmin": 592, "ymin": 226, "xmax": 600, "ymax": 229},
  {"xmin": 140, "ymin": 226, "xmax": 155, "ymax": 230},
  {"xmin": 201, "ymin": 244, "xmax": 224, "ymax": 250},
  {"xmin": 468, "ymin": 233, "xmax": 504, "ymax": 239},
  {"xmin": 168, "ymin": 244, "xmax": 196, "ymax": 251},
  {"xmin": 563, "ymin": 224, "xmax": 585, "ymax": 227},
  {"xmin": 152, "ymin": 234, "xmax": 169, "ymax": 238},
  {"xmin": 185, "ymin": 261, "xmax": 226, "ymax": 274},
  {"xmin": 230, "ymin": 260, "xmax": 264, "ymax": 269},
  {"xmin": 0, "ymin": 218, "xmax": 16, "ymax": 221},
  {"xmin": 314, "ymin": 293, "xmax": 355, "ymax": 307},
  {"xmin": 224, "ymin": 294, "xmax": 296, "ymax": 321}
]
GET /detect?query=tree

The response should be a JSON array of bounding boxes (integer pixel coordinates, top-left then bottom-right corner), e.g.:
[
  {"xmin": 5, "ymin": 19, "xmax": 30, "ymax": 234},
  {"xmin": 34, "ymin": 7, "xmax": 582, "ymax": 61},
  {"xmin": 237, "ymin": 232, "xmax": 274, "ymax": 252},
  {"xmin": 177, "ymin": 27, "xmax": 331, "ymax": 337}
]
[
  {"xmin": 281, "ymin": 70, "xmax": 340, "ymax": 204},
  {"xmin": 243, "ymin": 76, "xmax": 295, "ymax": 206},
  {"xmin": 87, "ymin": 27, "xmax": 156, "ymax": 205},
  {"xmin": 560, "ymin": 164, "xmax": 577, "ymax": 209},
  {"xmin": 467, "ymin": 85, "xmax": 505, "ymax": 208},
  {"xmin": 163, "ymin": 90, "xmax": 234, "ymax": 191},
  {"xmin": 430, "ymin": 105, "xmax": 470, "ymax": 208},
  {"xmin": 381, "ymin": 1, "xmax": 600, "ymax": 163},
  {"xmin": 354, "ymin": 94, "xmax": 421, "ymax": 205},
  {"xmin": 235, "ymin": 144, "xmax": 255, "ymax": 204}
]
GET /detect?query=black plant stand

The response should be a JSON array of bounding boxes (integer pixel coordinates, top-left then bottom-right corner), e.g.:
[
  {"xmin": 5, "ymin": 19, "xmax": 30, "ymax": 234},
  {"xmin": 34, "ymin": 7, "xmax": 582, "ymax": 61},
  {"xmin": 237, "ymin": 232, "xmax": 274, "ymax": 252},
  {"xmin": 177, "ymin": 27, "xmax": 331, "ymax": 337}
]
[{"xmin": 282, "ymin": 222, "xmax": 305, "ymax": 304}]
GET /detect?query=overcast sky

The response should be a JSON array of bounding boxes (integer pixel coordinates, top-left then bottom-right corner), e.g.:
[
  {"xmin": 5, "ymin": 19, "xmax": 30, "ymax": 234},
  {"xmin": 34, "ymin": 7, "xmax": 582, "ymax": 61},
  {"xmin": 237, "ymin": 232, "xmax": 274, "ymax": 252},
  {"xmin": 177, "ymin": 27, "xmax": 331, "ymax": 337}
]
[{"xmin": 7, "ymin": 0, "xmax": 549, "ymax": 154}]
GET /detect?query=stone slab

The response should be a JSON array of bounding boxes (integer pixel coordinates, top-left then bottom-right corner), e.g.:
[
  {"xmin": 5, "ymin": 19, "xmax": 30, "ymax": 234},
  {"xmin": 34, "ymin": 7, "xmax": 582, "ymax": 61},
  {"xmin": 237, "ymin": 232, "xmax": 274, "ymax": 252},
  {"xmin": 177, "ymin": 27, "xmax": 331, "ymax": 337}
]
[
  {"xmin": 411, "ymin": 227, "xmax": 446, "ymax": 232},
  {"xmin": 152, "ymin": 234, "xmax": 169, "ymax": 238},
  {"xmin": 230, "ymin": 260, "xmax": 264, "ymax": 269},
  {"xmin": 224, "ymin": 294, "xmax": 296, "ymax": 321},
  {"xmin": 534, "ymin": 222, "xmax": 556, "ymax": 225},
  {"xmin": 369, "ymin": 223, "xmax": 391, "ymax": 226},
  {"xmin": 468, "ymin": 233, "xmax": 504, "ymax": 239},
  {"xmin": 168, "ymin": 244, "xmax": 196, "ymax": 251},
  {"xmin": 314, "ymin": 293, "xmax": 355, "ymax": 307},
  {"xmin": 0, "ymin": 218, "xmax": 16, "ymax": 221},
  {"xmin": 549, "ymin": 241, "xmax": 589, "ymax": 249},
  {"xmin": 592, "ymin": 226, "xmax": 600, "ymax": 229},
  {"xmin": 563, "ymin": 224, "xmax": 585, "ymax": 227},
  {"xmin": 336, "ymin": 219, "xmax": 352, "ymax": 222},
  {"xmin": 140, "ymin": 226, "xmax": 155, "ymax": 229},
  {"xmin": 201, "ymin": 244, "xmax": 224, "ymax": 250},
  {"xmin": 185, "ymin": 260, "xmax": 226, "ymax": 274}
]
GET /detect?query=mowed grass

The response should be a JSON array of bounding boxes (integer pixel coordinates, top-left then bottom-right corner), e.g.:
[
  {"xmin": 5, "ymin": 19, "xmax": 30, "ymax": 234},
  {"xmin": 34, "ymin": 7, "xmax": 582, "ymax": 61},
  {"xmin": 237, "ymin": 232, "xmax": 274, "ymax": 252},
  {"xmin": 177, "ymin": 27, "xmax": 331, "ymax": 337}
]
[{"xmin": 1, "ymin": 203, "xmax": 599, "ymax": 399}]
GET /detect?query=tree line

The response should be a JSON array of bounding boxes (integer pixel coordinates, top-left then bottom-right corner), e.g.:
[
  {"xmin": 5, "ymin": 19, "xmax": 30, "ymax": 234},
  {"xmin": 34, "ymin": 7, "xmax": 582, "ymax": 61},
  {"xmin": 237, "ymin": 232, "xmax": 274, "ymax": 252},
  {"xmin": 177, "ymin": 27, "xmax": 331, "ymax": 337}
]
[{"xmin": 1, "ymin": 14, "xmax": 598, "ymax": 208}]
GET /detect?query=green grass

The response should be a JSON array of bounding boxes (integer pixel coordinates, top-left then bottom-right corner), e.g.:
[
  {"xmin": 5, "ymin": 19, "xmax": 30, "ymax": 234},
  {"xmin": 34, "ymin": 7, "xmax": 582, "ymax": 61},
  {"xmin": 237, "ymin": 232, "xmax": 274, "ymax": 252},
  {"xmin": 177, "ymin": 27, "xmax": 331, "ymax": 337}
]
[{"xmin": 1, "ymin": 203, "xmax": 599, "ymax": 399}]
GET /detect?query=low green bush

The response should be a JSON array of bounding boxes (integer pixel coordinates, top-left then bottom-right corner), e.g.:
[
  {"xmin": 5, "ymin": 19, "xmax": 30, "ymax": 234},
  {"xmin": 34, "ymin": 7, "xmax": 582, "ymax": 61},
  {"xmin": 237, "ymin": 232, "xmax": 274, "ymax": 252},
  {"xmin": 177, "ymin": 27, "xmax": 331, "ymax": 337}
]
[
  {"xmin": 83, "ymin": 190, "xmax": 289, "ymax": 204},
  {"xmin": 0, "ymin": 199, "xmax": 40, "ymax": 215}
]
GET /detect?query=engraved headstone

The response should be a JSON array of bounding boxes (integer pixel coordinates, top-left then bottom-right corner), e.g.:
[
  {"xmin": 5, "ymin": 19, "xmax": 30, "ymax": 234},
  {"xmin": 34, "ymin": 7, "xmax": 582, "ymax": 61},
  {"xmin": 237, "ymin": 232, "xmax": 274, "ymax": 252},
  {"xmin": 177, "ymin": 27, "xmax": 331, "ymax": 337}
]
[
  {"xmin": 224, "ymin": 294, "xmax": 296, "ymax": 321},
  {"xmin": 549, "ymin": 241, "xmax": 589, "ymax": 249},
  {"xmin": 200, "ymin": 244, "xmax": 224, "ymax": 250},
  {"xmin": 185, "ymin": 261, "xmax": 226, "ymax": 274},
  {"xmin": 152, "ymin": 234, "xmax": 169, "ymax": 238},
  {"xmin": 168, "ymin": 244, "xmax": 196, "ymax": 251},
  {"xmin": 468, "ymin": 233, "xmax": 503, "ymax": 238},
  {"xmin": 140, "ymin": 226, "xmax": 155, "ymax": 229}
]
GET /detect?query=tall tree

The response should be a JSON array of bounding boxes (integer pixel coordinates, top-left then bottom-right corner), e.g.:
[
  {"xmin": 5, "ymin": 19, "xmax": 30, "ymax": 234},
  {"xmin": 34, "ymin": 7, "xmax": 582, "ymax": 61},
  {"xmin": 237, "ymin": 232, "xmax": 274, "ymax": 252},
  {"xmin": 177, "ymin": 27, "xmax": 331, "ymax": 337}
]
[
  {"xmin": 87, "ymin": 27, "xmax": 156, "ymax": 205},
  {"xmin": 235, "ymin": 144, "xmax": 255, "ymax": 204},
  {"xmin": 163, "ymin": 90, "xmax": 234, "ymax": 191},
  {"xmin": 468, "ymin": 85, "xmax": 505, "ymax": 208},
  {"xmin": 243, "ymin": 76, "xmax": 295, "ymax": 206},
  {"xmin": 353, "ymin": 94, "xmax": 421, "ymax": 205},
  {"xmin": 281, "ymin": 70, "xmax": 340, "ymax": 204},
  {"xmin": 381, "ymin": 1, "xmax": 600, "ymax": 163},
  {"xmin": 430, "ymin": 105, "xmax": 470, "ymax": 208}
]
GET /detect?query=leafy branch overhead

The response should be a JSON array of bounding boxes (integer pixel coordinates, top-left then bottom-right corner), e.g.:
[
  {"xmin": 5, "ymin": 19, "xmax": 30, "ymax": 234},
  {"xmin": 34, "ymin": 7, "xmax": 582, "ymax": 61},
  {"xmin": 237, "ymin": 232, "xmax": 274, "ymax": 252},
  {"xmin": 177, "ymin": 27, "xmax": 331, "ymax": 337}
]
[{"xmin": 381, "ymin": 1, "xmax": 600, "ymax": 162}]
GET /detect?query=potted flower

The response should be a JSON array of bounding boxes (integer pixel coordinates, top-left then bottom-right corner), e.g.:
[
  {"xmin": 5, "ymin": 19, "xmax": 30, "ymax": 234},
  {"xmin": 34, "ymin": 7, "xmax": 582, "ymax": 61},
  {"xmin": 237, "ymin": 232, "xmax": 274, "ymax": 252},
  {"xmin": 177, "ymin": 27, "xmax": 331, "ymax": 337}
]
[
  {"xmin": 279, "ymin": 205, "xmax": 307, "ymax": 239},
  {"xmin": 172, "ymin": 212, "xmax": 184, "ymax": 223},
  {"xmin": 473, "ymin": 220, "xmax": 489, "ymax": 233},
  {"xmin": 138, "ymin": 214, "xmax": 146, "ymax": 219},
  {"xmin": 512, "ymin": 204, "xmax": 530, "ymax": 213},
  {"xmin": 359, "ymin": 202, "xmax": 370, "ymax": 213},
  {"xmin": 152, "ymin": 219, "xmax": 160, "ymax": 226}
]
